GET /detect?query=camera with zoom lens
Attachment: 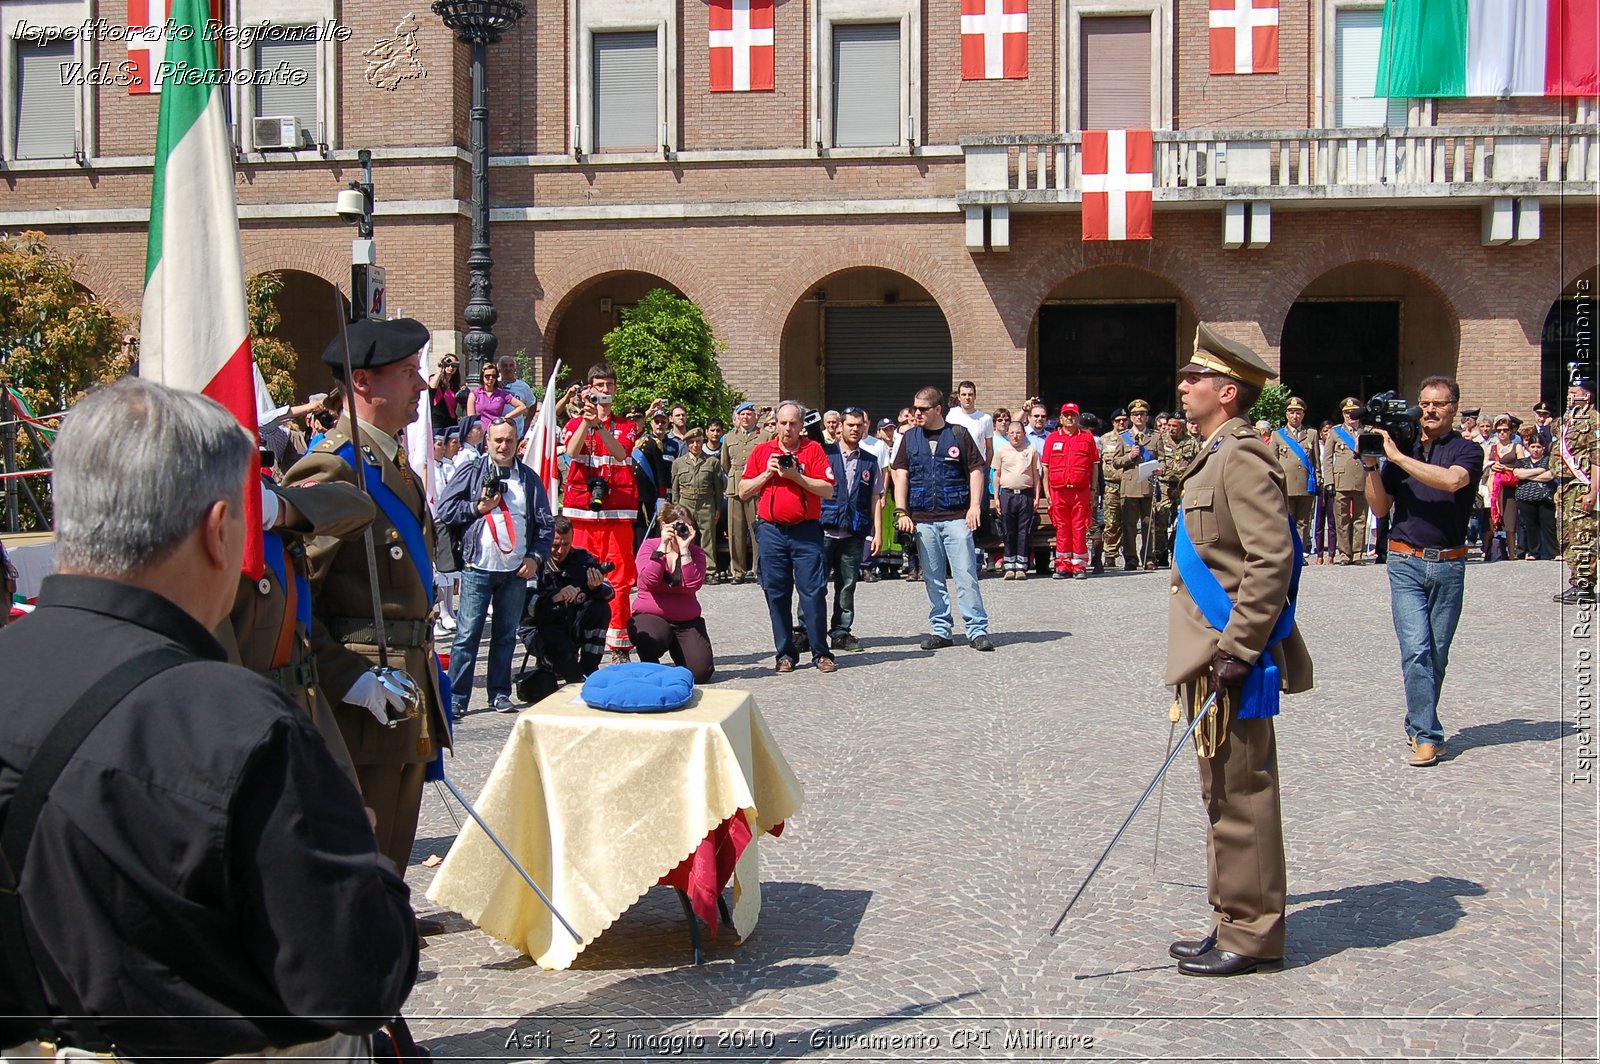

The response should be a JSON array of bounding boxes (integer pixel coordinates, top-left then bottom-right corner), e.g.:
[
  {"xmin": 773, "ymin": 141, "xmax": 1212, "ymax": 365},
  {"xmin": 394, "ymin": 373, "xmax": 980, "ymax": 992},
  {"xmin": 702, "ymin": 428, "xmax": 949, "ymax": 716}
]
[
  {"xmin": 1358, "ymin": 391, "xmax": 1421, "ymax": 456},
  {"xmin": 481, "ymin": 464, "xmax": 505, "ymax": 499},
  {"xmin": 672, "ymin": 521, "xmax": 691, "ymax": 538},
  {"xmin": 586, "ymin": 475, "xmax": 609, "ymax": 511},
  {"xmin": 595, "ymin": 560, "xmax": 617, "ymax": 575},
  {"xmin": 776, "ymin": 453, "xmax": 797, "ymax": 470}
]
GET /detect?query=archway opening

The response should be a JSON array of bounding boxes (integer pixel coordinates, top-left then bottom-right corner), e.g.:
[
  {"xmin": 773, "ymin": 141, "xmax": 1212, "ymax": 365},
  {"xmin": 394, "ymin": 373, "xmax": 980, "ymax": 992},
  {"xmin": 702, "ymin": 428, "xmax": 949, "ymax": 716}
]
[
  {"xmin": 1542, "ymin": 267, "xmax": 1598, "ymax": 410},
  {"xmin": 548, "ymin": 271, "xmax": 685, "ymax": 384},
  {"xmin": 780, "ymin": 268, "xmax": 952, "ymax": 420},
  {"xmin": 1033, "ymin": 266, "xmax": 1196, "ymax": 422},
  {"xmin": 262, "ymin": 269, "xmax": 349, "ymax": 399},
  {"xmin": 1281, "ymin": 262, "xmax": 1457, "ymax": 425}
]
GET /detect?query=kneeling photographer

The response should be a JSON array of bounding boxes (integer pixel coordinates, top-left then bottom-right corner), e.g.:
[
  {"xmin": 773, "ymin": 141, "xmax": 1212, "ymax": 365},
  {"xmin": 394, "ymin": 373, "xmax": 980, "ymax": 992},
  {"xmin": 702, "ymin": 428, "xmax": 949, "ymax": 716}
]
[
  {"xmin": 527, "ymin": 516, "xmax": 616, "ymax": 684},
  {"xmin": 1362, "ymin": 377, "xmax": 1484, "ymax": 769},
  {"xmin": 630, "ymin": 504, "xmax": 716, "ymax": 683}
]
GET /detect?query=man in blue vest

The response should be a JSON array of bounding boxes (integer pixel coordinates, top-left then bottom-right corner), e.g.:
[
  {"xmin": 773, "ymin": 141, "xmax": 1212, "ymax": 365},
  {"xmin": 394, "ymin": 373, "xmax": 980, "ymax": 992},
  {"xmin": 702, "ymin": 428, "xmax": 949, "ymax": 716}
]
[
  {"xmin": 892, "ymin": 386, "xmax": 994, "ymax": 652},
  {"xmin": 821, "ymin": 408, "xmax": 884, "ymax": 652}
]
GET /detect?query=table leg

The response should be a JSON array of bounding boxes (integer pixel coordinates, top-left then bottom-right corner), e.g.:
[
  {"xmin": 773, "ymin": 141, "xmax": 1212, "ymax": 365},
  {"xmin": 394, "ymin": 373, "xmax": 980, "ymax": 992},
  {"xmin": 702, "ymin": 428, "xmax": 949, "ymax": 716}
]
[
  {"xmin": 674, "ymin": 888, "xmax": 704, "ymax": 966},
  {"xmin": 717, "ymin": 892, "xmax": 734, "ymax": 932}
]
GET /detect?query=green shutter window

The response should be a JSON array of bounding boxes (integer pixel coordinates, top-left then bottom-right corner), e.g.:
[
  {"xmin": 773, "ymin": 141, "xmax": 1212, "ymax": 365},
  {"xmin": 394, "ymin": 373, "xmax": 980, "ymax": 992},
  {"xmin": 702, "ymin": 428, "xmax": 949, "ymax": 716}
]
[
  {"xmin": 593, "ymin": 31, "xmax": 658, "ymax": 150},
  {"xmin": 833, "ymin": 23, "xmax": 900, "ymax": 148},
  {"xmin": 15, "ymin": 41, "xmax": 77, "ymax": 159}
]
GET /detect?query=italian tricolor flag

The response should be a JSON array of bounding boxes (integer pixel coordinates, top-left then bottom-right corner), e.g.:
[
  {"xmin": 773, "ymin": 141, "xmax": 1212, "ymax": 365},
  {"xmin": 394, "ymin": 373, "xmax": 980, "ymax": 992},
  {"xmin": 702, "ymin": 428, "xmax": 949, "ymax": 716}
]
[
  {"xmin": 1377, "ymin": 0, "xmax": 1598, "ymax": 97},
  {"xmin": 139, "ymin": 0, "xmax": 262, "ymax": 574}
]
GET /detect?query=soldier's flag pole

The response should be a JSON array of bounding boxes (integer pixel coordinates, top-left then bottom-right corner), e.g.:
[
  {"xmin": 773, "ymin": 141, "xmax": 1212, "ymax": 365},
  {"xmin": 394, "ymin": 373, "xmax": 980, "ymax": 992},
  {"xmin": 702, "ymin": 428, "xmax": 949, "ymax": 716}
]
[{"xmin": 1049, "ymin": 692, "xmax": 1217, "ymax": 935}]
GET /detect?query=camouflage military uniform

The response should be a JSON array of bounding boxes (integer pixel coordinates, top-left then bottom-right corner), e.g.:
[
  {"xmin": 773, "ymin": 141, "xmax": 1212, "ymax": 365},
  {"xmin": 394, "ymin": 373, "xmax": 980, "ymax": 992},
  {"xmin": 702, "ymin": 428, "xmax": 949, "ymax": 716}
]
[
  {"xmin": 1155, "ymin": 432, "xmax": 1200, "ymax": 565},
  {"xmin": 1100, "ymin": 428, "xmax": 1124, "ymax": 561},
  {"xmin": 1552, "ymin": 404, "xmax": 1597, "ymax": 592}
]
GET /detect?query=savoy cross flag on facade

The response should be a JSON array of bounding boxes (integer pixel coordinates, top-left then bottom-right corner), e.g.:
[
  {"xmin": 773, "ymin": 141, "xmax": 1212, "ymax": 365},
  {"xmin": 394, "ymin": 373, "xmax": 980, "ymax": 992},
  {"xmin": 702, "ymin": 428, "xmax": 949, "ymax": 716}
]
[
  {"xmin": 139, "ymin": 0, "xmax": 263, "ymax": 574},
  {"xmin": 127, "ymin": 0, "xmax": 173, "ymax": 94},
  {"xmin": 961, "ymin": 0, "xmax": 1029, "ymax": 80},
  {"xmin": 709, "ymin": 0, "xmax": 775, "ymax": 92},
  {"xmin": 1209, "ymin": 0, "xmax": 1280, "ymax": 74},
  {"xmin": 1081, "ymin": 130, "xmax": 1154, "ymax": 241}
]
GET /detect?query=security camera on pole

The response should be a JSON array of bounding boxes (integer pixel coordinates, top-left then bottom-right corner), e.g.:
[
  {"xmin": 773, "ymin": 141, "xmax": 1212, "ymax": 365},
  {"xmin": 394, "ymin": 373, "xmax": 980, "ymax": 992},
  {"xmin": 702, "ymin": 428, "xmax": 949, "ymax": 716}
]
[{"xmin": 337, "ymin": 148, "xmax": 385, "ymax": 322}]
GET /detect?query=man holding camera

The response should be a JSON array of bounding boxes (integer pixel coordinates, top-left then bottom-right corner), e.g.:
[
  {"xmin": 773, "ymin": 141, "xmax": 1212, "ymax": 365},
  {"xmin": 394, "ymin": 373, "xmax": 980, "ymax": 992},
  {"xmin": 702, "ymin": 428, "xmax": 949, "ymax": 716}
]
[
  {"xmin": 739, "ymin": 400, "xmax": 838, "ymax": 673},
  {"xmin": 1327, "ymin": 398, "xmax": 1371, "ymax": 564},
  {"xmin": 436, "ymin": 417, "xmax": 555, "ymax": 715},
  {"xmin": 1362, "ymin": 376, "xmax": 1483, "ymax": 767},
  {"xmin": 1552, "ymin": 374, "xmax": 1597, "ymax": 603},
  {"xmin": 528, "ymin": 516, "xmax": 616, "ymax": 682},
  {"xmin": 562, "ymin": 362, "xmax": 641, "ymax": 659}
]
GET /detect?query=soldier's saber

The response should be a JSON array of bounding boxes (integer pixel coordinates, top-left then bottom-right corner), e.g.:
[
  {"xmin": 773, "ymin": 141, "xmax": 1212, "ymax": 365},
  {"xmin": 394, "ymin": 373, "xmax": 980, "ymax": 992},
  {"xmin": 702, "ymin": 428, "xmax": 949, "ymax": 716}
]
[
  {"xmin": 1049, "ymin": 691, "xmax": 1217, "ymax": 936},
  {"xmin": 332, "ymin": 288, "xmax": 393, "ymax": 670},
  {"xmin": 1150, "ymin": 708, "xmax": 1178, "ymax": 873},
  {"xmin": 438, "ymin": 772, "xmax": 582, "ymax": 944}
]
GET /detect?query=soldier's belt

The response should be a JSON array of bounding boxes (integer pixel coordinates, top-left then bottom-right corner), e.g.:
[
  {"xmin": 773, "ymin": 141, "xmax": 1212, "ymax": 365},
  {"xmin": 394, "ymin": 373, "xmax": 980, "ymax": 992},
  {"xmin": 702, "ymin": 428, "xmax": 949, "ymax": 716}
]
[
  {"xmin": 258, "ymin": 658, "xmax": 320, "ymax": 694},
  {"xmin": 330, "ymin": 616, "xmax": 432, "ymax": 648}
]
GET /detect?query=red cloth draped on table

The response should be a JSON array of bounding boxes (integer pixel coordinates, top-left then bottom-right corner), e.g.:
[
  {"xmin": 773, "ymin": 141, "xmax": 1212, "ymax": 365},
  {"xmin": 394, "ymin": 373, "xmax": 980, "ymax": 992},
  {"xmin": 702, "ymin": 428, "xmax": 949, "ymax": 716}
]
[{"xmin": 659, "ymin": 817, "xmax": 784, "ymax": 935}]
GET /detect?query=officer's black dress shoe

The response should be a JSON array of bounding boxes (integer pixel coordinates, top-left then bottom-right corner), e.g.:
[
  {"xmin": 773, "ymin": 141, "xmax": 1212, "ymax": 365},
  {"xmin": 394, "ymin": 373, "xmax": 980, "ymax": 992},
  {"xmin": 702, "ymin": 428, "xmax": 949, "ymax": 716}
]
[
  {"xmin": 1177, "ymin": 949, "xmax": 1281, "ymax": 976},
  {"xmin": 1167, "ymin": 933, "xmax": 1216, "ymax": 960},
  {"xmin": 1555, "ymin": 583, "xmax": 1597, "ymax": 604}
]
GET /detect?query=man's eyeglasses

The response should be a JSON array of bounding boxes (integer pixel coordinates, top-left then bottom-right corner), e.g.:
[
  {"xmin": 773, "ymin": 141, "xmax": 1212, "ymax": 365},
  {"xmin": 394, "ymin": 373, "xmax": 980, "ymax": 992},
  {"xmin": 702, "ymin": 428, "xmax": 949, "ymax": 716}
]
[
  {"xmin": 912, "ymin": 405, "xmax": 932, "ymax": 413},
  {"xmin": 842, "ymin": 406, "xmax": 866, "ymax": 417}
]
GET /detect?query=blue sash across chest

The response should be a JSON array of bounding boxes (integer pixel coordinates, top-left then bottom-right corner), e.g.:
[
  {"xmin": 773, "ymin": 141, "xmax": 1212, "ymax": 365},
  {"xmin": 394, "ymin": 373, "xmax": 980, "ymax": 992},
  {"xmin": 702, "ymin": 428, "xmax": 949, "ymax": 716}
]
[
  {"xmin": 1332, "ymin": 425, "xmax": 1360, "ymax": 460},
  {"xmin": 1173, "ymin": 510, "xmax": 1302, "ymax": 719},
  {"xmin": 1274, "ymin": 428, "xmax": 1318, "ymax": 493},
  {"xmin": 261, "ymin": 531, "xmax": 311, "ymax": 631}
]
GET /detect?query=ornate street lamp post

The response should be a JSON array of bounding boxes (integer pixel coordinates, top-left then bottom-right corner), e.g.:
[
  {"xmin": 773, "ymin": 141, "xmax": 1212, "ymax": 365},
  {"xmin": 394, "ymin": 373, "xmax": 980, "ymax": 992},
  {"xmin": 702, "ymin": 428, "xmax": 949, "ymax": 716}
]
[{"xmin": 431, "ymin": 0, "xmax": 526, "ymax": 380}]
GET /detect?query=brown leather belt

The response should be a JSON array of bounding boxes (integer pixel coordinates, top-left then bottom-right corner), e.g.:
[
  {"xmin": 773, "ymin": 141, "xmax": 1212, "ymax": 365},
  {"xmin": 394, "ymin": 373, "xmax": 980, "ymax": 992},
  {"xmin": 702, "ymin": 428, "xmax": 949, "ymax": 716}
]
[{"xmin": 1389, "ymin": 540, "xmax": 1468, "ymax": 561}]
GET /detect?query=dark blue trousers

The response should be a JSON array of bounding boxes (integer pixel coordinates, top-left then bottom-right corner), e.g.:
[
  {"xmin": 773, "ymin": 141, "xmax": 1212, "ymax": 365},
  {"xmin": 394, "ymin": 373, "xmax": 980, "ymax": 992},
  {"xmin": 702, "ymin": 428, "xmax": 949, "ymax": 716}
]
[{"xmin": 755, "ymin": 519, "xmax": 830, "ymax": 663}]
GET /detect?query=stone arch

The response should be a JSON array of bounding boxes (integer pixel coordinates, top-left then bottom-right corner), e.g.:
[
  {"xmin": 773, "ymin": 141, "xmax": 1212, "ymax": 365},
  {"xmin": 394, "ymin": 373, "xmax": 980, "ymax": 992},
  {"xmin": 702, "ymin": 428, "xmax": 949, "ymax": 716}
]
[
  {"xmin": 246, "ymin": 268, "xmax": 347, "ymax": 401},
  {"xmin": 543, "ymin": 270, "xmax": 689, "ymax": 384},
  {"xmin": 1541, "ymin": 265, "xmax": 1600, "ymax": 407},
  {"xmin": 242, "ymin": 240, "xmax": 348, "ymax": 290},
  {"xmin": 70, "ymin": 261, "xmax": 140, "ymax": 317},
  {"xmin": 1256, "ymin": 244, "xmax": 1463, "ymax": 351}
]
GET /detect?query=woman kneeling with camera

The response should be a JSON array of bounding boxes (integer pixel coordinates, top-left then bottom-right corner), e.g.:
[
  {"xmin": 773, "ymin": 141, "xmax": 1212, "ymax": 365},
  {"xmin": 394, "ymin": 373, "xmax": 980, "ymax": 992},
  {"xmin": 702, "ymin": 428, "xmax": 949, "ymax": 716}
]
[{"xmin": 629, "ymin": 504, "xmax": 715, "ymax": 683}]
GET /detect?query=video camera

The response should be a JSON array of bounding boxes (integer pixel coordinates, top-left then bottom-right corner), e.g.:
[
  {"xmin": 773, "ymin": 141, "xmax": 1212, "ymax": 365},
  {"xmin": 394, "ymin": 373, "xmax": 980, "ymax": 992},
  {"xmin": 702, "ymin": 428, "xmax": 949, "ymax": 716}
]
[{"xmin": 1358, "ymin": 391, "xmax": 1421, "ymax": 457}]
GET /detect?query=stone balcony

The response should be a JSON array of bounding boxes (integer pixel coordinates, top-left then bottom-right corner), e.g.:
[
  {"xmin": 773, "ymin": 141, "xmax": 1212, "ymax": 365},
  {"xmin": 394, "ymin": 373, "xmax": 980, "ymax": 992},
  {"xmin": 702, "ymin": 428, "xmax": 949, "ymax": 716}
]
[{"xmin": 958, "ymin": 124, "xmax": 1599, "ymax": 249}]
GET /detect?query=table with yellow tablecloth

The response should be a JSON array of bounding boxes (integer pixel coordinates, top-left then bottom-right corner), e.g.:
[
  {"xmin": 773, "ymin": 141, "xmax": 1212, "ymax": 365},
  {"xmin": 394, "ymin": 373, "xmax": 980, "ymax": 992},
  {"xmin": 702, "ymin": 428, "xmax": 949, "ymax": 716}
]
[{"xmin": 426, "ymin": 686, "xmax": 803, "ymax": 970}]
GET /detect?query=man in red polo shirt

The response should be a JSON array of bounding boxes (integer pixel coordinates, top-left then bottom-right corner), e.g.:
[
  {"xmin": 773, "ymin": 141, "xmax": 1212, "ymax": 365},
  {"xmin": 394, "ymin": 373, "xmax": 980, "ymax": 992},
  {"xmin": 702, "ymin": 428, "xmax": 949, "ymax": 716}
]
[
  {"xmin": 1042, "ymin": 402, "xmax": 1099, "ymax": 579},
  {"xmin": 738, "ymin": 400, "xmax": 837, "ymax": 673},
  {"xmin": 561, "ymin": 362, "xmax": 640, "ymax": 659}
]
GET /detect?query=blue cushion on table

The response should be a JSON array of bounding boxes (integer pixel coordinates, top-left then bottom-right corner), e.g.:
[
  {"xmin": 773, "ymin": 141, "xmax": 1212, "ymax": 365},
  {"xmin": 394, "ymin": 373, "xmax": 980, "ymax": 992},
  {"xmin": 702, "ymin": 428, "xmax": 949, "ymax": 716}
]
[{"xmin": 581, "ymin": 662, "xmax": 696, "ymax": 713}]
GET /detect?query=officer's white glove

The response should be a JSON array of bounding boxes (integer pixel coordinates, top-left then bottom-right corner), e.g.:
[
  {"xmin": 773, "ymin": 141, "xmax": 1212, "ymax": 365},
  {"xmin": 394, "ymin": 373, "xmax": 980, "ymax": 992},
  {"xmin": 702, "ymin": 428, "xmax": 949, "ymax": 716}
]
[
  {"xmin": 344, "ymin": 671, "xmax": 408, "ymax": 726},
  {"xmin": 259, "ymin": 483, "xmax": 281, "ymax": 530}
]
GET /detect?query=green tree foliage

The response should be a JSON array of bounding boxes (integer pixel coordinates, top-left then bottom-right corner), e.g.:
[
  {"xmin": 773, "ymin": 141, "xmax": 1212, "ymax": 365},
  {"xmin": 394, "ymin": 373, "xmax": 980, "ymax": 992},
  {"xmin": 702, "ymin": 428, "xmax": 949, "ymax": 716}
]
[
  {"xmin": 601, "ymin": 289, "xmax": 743, "ymax": 425},
  {"xmin": 246, "ymin": 272, "xmax": 299, "ymax": 406},
  {"xmin": 1249, "ymin": 383, "xmax": 1292, "ymax": 428},
  {"xmin": 0, "ymin": 232, "xmax": 133, "ymax": 529}
]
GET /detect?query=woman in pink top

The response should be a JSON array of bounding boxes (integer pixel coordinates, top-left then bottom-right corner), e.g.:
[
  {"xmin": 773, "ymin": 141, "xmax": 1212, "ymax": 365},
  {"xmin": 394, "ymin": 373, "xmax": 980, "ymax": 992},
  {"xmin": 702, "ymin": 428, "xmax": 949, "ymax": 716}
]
[
  {"xmin": 466, "ymin": 363, "xmax": 530, "ymax": 435},
  {"xmin": 629, "ymin": 504, "xmax": 715, "ymax": 683}
]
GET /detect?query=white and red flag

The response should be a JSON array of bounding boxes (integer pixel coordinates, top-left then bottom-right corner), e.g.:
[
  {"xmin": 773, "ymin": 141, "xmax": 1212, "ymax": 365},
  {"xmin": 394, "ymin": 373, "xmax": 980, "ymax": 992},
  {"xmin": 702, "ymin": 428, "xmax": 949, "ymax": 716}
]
[
  {"xmin": 1081, "ymin": 130, "xmax": 1153, "ymax": 241},
  {"xmin": 709, "ymin": 0, "xmax": 774, "ymax": 92},
  {"xmin": 139, "ymin": 0, "xmax": 262, "ymax": 574},
  {"xmin": 521, "ymin": 361, "xmax": 565, "ymax": 501},
  {"xmin": 961, "ymin": 0, "xmax": 1029, "ymax": 80},
  {"xmin": 1209, "ymin": 0, "xmax": 1279, "ymax": 74},
  {"xmin": 127, "ymin": 0, "xmax": 171, "ymax": 94}
]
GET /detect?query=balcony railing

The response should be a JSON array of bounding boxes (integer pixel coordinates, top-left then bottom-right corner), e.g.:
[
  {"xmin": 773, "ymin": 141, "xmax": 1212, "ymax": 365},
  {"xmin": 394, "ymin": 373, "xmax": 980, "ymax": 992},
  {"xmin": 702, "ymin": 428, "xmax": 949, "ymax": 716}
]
[{"xmin": 959, "ymin": 124, "xmax": 1599, "ymax": 202}]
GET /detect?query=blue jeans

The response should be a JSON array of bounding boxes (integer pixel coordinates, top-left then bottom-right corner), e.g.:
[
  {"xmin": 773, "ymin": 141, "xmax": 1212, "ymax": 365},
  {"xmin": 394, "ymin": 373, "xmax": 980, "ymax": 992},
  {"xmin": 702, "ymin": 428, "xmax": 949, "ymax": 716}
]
[
  {"xmin": 914, "ymin": 518, "xmax": 989, "ymax": 639},
  {"xmin": 755, "ymin": 520, "xmax": 830, "ymax": 663},
  {"xmin": 449, "ymin": 566, "xmax": 530, "ymax": 711},
  {"xmin": 1387, "ymin": 552, "xmax": 1466, "ymax": 747},
  {"xmin": 826, "ymin": 533, "xmax": 865, "ymax": 637}
]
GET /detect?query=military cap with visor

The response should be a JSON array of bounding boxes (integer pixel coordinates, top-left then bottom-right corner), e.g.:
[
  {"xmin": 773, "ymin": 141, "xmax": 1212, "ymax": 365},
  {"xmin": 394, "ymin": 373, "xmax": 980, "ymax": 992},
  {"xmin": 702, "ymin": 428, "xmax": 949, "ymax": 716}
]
[{"xmin": 1181, "ymin": 323, "xmax": 1278, "ymax": 388}]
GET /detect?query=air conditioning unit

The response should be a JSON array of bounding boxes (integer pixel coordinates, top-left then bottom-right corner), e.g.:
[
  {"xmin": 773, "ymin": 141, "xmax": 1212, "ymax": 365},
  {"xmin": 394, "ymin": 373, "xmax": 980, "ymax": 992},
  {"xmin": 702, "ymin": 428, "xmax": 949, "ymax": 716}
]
[{"xmin": 253, "ymin": 116, "xmax": 306, "ymax": 150}]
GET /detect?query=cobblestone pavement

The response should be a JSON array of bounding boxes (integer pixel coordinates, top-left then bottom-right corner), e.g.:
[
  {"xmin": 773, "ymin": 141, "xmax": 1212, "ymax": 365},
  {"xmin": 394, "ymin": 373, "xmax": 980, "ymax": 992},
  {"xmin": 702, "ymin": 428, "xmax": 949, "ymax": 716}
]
[{"xmin": 405, "ymin": 558, "xmax": 1596, "ymax": 1063}]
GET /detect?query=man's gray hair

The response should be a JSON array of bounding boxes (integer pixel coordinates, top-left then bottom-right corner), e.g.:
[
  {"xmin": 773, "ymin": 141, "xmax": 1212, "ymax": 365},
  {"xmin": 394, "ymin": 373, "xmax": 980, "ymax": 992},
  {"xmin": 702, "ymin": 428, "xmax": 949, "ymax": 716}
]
[
  {"xmin": 775, "ymin": 399, "xmax": 806, "ymax": 419},
  {"xmin": 54, "ymin": 378, "xmax": 252, "ymax": 577}
]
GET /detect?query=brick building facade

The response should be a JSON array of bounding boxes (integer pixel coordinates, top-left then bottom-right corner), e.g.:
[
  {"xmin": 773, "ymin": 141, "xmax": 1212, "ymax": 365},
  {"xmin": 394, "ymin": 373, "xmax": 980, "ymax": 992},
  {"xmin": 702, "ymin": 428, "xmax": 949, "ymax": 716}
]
[{"xmin": 2, "ymin": 0, "xmax": 1594, "ymax": 422}]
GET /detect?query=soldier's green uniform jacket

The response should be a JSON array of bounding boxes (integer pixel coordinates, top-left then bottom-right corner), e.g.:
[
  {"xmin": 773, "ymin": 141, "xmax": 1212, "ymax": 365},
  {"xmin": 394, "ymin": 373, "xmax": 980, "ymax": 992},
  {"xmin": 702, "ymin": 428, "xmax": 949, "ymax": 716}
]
[
  {"xmin": 1273, "ymin": 424, "xmax": 1320, "ymax": 496},
  {"xmin": 671, "ymin": 450, "xmax": 725, "ymax": 524},
  {"xmin": 721, "ymin": 428, "xmax": 764, "ymax": 496},
  {"xmin": 1159, "ymin": 433, "xmax": 1200, "ymax": 501},
  {"xmin": 1550, "ymin": 403, "xmax": 1597, "ymax": 586},
  {"xmin": 281, "ymin": 417, "xmax": 451, "ymax": 770}
]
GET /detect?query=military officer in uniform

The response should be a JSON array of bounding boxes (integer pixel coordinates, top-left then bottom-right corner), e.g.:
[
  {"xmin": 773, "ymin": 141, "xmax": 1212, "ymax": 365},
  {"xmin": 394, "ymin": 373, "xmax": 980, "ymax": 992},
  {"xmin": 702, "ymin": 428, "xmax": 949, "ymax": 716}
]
[
  {"xmin": 671, "ymin": 427, "xmax": 726, "ymax": 581},
  {"xmin": 1111, "ymin": 399, "xmax": 1158, "ymax": 569},
  {"xmin": 1100, "ymin": 408, "xmax": 1129, "ymax": 567},
  {"xmin": 1155, "ymin": 413, "xmax": 1199, "ymax": 566},
  {"xmin": 221, "ymin": 477, "xmax": 375, "ymax": 783},
  {"xmin": 282, "ymin": 317, "xmax": 452, "ymax": 880},
  {"xmin": 1166, "ymin": 323, "xmax": 1313, "ymax": 976},
  {"xmin": 1552, "ymin": 373, "xmax": 1597, "ymax": 603},
  {"xmin": 1273, "ymin": 396, "xmax": 1319, "ymax": 553},
  {"xmin": 722, "ymin": 401, "xmax": 765, "ymax": 582},
  {"xmin": 1326, "ymin": 397, "xmax": 1370, "ymax": 564}
]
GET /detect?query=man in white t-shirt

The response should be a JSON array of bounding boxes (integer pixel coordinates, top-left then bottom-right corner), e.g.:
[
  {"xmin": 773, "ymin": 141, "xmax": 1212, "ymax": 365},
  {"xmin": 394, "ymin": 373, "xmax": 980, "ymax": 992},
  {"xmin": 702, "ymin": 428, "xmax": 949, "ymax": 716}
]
[{"xmin": 945, "ymin": 381, "xmax": 995, "ymax": 461}]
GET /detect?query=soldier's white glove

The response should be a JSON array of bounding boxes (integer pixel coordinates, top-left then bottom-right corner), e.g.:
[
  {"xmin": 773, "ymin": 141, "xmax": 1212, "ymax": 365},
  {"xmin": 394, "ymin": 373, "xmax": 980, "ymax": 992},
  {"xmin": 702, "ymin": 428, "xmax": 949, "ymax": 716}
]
[
  {"xmin": 259, "ymin": 483, "xmax": 281, "ymax": 530},
  {"xmin": 345, "ymin": 671, "xmax": 409, "ymax": 726}
]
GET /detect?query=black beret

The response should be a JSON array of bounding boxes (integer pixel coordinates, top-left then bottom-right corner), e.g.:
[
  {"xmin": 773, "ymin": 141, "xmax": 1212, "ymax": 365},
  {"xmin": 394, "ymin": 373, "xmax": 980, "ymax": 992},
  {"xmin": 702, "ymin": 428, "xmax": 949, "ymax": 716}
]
[
  {"xmin": 1111, "ymin": 407, "xmax": 1128, "ymax": 419},
  {"xmin": 322, "ymin": 317, "xmax": 430, "ymax": 370}
]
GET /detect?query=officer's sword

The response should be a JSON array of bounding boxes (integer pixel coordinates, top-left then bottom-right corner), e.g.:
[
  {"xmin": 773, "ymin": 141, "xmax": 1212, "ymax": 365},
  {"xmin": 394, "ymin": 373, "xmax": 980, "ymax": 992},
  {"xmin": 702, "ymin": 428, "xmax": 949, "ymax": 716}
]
[
  {"xmin": 1049, "ymin": 691, "xmax": 1217, "ymax": 936},
  {"xmin": 1149, "ymin": 706, "xmax": 1178, "ymax": 873}
]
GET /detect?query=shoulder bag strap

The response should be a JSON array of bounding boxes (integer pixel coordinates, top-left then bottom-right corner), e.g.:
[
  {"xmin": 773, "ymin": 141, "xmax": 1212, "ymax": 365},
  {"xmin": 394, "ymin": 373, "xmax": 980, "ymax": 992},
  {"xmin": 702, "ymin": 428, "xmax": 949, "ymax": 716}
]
[{"xmin": 0, "ymin": 647, "xmax": 190, "ymax": 1050}]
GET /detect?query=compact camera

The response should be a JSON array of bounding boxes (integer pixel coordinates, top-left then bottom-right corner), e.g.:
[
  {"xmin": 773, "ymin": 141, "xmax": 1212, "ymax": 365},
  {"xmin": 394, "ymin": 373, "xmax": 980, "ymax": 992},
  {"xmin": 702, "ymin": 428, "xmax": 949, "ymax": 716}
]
[
  {"xmin": 1358, "ymin": 391, "xmax": 1421, "ymax": 456},
  {"xmin": 586, "ymin": 475, "xmax": 609, "ymax": 511},
  {"xmin": 583, "ymin": 390, "xmax": 614, "ymax": 407}
]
